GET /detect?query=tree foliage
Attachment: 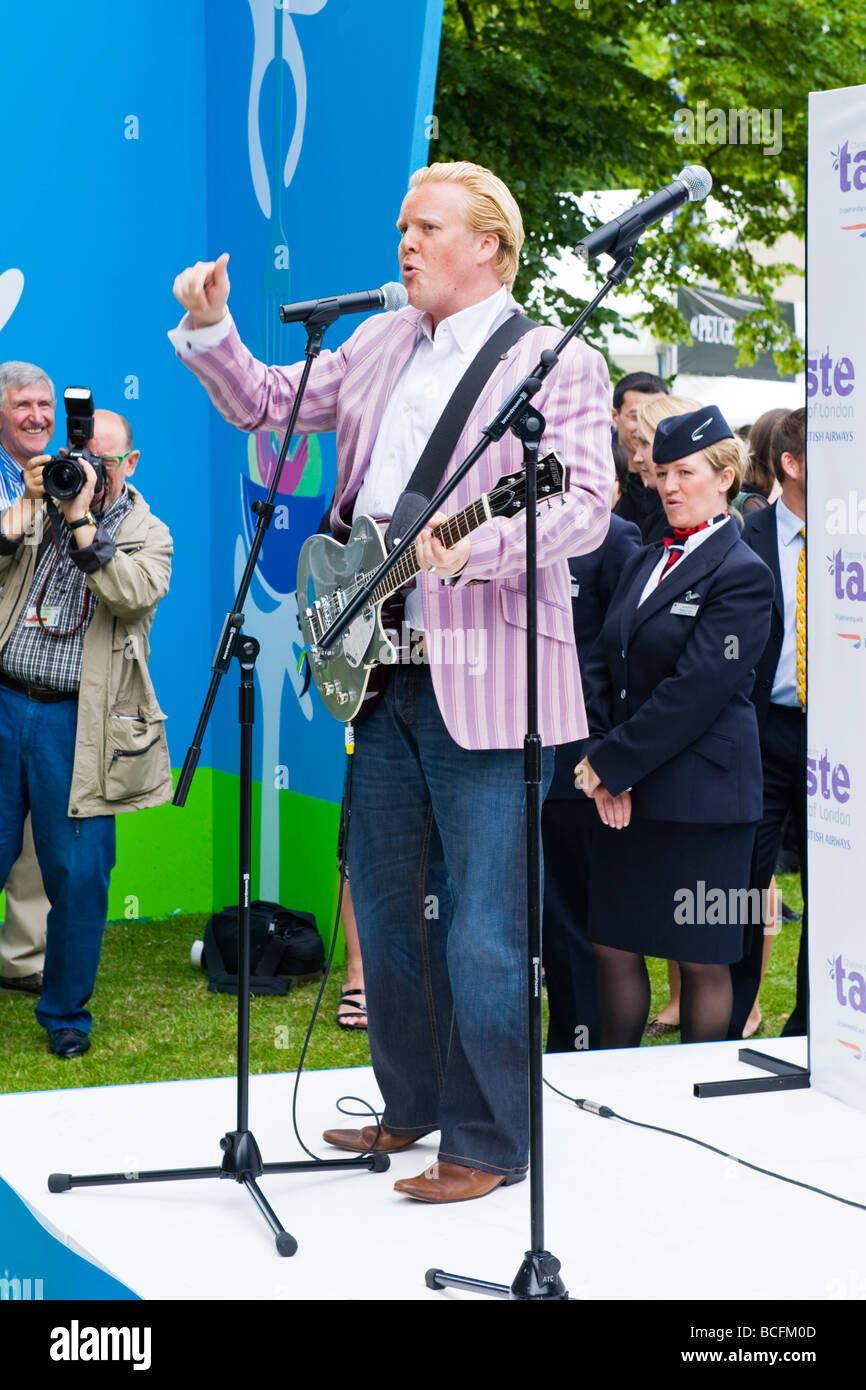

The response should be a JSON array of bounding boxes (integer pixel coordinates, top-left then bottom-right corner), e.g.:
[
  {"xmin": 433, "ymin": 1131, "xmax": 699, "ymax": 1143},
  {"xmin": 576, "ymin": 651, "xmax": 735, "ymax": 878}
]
[{"xmin": 433, "ymin": 0, "xmax": 866, "ymax": 374}]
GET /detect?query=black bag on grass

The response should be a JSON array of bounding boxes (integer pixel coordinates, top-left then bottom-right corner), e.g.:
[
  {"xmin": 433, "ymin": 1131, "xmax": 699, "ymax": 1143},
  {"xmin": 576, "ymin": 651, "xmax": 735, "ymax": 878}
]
[{"xmin": 202, "ymin": 900, "xmax": 324, "ymax": 997}]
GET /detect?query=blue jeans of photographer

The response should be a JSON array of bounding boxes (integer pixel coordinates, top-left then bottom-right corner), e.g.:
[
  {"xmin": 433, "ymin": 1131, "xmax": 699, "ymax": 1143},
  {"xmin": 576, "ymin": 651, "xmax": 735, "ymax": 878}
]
[
  {"xmin": 347, "ymin": 661, "xmax": 553, "ymax": 1177},
  {"xmin": 0, "ymin": 685, "xmax": 115, "ymax": 1035}
]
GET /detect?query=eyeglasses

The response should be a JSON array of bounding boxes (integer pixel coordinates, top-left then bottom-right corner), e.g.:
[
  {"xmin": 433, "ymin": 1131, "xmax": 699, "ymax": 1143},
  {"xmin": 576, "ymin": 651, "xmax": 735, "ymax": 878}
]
[{"xmin": 101, "ymin": 451, "xmax": 131, "ymax": 468}]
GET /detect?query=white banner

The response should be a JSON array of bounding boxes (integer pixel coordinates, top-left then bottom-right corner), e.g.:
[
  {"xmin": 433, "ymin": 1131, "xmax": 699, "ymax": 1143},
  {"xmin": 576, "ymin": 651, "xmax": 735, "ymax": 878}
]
[{"xmin": 807, "ymin": 85, "xmax": 866, "ymax": 1112}]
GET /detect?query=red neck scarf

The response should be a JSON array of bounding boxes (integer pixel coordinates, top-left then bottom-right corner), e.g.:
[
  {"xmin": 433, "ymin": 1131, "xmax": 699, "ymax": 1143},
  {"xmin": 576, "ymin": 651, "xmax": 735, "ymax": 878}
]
[{"xmin": 657, "ymin": 514, "xmax": 726, "ymax": 584}]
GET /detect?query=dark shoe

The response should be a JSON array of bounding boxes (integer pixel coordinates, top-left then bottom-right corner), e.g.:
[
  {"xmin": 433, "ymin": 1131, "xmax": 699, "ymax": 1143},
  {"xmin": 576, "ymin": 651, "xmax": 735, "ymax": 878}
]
[
  {"xmin": 1, "ymin": 971, "xmax": 43, "ymax": 995},
  {"xmin": 322, "ymin": 1124, "xmax": 428, "ymax": 1154},
  {"xmin": 48, "ymin": 1029, "xmax": 91, "ymax": 1059},
  {"xmin": 394, "ymin": 1160, "xmax": 526, "ymax": 1203},
  {"xmin": 336, "ymin": 987, "xmax": 368, "ymax": 1031}
]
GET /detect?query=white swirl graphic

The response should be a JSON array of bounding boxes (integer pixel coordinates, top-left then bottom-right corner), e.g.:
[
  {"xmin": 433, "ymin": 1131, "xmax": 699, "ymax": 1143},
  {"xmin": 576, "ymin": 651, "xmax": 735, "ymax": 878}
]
[
  {"xmin": 247, "ymin": 0, "xmax": 328, "ymax": 218},
  {"xmin": 0, "ymin": 269, "xmax": 24, "ymax": 334}
]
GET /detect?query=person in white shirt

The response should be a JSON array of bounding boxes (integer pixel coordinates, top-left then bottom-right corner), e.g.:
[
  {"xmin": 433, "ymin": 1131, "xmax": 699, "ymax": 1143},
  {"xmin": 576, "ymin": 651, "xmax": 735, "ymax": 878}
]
[{"xmin": 730, "ymin": 407, "xmax": 808, "ymax": 1039}]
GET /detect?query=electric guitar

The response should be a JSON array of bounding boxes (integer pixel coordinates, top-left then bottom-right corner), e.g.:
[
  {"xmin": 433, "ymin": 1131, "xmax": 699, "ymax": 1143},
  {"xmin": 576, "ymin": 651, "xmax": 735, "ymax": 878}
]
[{"xmin": 296, "ymin": 452, "xmax": 569, "ymax": 722}]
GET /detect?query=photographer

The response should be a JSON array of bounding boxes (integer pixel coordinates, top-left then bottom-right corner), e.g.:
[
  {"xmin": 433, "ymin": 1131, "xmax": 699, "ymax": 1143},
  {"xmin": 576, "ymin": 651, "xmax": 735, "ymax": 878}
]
[
  {"xmin": 0, "ymin": 408, "xmax": 173, "ymax": 1058},
  {"xmin": 0, "ymin": 361, "xmax": 55, "ymax": 995}
]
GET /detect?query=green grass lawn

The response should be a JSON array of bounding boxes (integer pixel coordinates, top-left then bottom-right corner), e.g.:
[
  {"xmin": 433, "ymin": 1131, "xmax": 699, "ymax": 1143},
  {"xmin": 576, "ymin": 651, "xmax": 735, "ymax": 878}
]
[
  {"xmin": 0, "ymin": 914, "xmax": 371, "ymax": 1094},
  {"xmin": 0, "ymin": 875, "xmax": 801, "ymax": 1093}
]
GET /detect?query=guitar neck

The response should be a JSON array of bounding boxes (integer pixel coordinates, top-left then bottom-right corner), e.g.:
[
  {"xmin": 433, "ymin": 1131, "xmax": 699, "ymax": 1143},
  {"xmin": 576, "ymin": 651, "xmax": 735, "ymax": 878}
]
[{"xmin": 372, "ymin": 495, "xmax": 491, "ymax": 604}]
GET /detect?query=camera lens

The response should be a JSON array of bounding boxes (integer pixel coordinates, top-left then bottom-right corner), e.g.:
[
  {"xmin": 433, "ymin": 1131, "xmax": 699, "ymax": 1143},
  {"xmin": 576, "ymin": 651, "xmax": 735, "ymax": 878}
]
[{"xmin": 44, "ymin": 459, "xmax": 84, "ymax": 501}]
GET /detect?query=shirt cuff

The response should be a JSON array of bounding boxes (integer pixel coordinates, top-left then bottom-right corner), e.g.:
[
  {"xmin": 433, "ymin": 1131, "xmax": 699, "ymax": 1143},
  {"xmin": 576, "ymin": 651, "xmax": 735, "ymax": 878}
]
[
  {"xmin": 440, "ymin": 560, "xmax": 469, "ymax": 587},
  {"xmin": 447, "ymin": 527, "xmax": 499, "ymax": 588},
  {"xmin": 69, "ymin": 524, "xmax": 117, "ymax": 573},
  {"xmin": 167, "ymin": 311, "xmax": 234, "ymax": 357}
]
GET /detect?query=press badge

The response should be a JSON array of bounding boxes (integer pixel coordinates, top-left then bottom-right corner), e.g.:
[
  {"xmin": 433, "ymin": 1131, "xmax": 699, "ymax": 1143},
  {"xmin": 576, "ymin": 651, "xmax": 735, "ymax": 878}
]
[
  {"xmin": 24, "ymin": 603, "xmax": 60, "ymax": 627},
  {"xmin": 670, "ymin": 601, "xmax": 699, "ymax": 617}
]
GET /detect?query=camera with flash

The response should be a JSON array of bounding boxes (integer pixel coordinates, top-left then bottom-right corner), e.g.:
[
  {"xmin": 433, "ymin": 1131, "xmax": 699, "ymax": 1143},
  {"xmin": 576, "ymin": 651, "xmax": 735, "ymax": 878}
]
[{"xmin": 42, "ymin": 388, "xmax": 106, "ymax": 502}]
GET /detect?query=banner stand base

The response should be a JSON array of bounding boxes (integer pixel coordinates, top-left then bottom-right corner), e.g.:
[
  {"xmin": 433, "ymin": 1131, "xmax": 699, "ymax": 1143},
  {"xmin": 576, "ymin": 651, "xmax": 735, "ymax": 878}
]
[{"xmin": 693, "ymin": 1047, "xmax": 810, "ymax": 1099}]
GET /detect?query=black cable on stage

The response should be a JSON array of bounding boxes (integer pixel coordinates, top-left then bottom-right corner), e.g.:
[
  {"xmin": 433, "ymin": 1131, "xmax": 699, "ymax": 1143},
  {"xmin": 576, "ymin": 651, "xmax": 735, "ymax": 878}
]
[
  {"xmin": 289, "ymin": 735, "xmax": 384, "ymax": 1160},
  {"xmin": 543, "ymin": 1076, "xmax": 866, "ymax": 1213}
]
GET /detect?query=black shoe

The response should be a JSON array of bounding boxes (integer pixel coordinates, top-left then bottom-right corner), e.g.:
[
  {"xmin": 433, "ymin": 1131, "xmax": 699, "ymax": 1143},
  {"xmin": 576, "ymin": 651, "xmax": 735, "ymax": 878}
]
[
  {"xmin": 1, "ymin": 971, "xmax": 43, "ymax": 995},
  {"xmin": 48, "ymin": 1028, "xmax": 91, "ymax": 1059}
]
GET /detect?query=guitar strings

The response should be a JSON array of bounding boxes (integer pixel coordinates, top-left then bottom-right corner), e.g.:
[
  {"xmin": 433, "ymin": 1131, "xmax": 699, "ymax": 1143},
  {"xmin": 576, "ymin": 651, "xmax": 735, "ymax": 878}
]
[{"xmin": 318, "ymin": 482, "xmax": 514, "ymax": 624}]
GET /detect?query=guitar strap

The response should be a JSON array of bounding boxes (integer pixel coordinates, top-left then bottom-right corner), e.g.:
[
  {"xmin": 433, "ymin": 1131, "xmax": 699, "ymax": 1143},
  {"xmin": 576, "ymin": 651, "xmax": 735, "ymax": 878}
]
[
  {"xmin": 386, "ymin": 310, "xmax": 538, "ymax": 549},
  {"xmin": 300, "ymin": 311, "xmax": 539, "ymax": 707}
]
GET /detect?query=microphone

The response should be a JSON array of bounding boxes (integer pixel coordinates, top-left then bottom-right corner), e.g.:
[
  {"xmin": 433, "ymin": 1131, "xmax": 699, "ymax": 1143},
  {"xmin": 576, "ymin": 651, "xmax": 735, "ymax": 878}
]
[
  {"xmin": 279, "ymin": 281, "xmax": 409, "ymax": 324},
  {"xmin": 576, "ymin": 165, "xmax": 712, "ymax": 263}
]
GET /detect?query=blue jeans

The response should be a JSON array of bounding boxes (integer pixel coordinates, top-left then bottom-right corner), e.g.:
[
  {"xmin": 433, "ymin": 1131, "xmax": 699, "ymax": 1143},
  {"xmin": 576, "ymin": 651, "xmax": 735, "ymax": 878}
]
[
  {"xmin": 347, "ymin": 662, "xmax": 553, "ymax": 1176},
  {"xmin": 0, "ymin": 686, "xmax": 115, "ymax": 1034}
]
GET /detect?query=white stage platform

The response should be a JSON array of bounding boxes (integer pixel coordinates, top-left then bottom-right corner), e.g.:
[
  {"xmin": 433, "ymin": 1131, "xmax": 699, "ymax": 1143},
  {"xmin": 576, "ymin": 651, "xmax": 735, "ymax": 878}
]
[{"xmin": 2, "ymin": 1037, "xmax": 864, "ymax": 1301}]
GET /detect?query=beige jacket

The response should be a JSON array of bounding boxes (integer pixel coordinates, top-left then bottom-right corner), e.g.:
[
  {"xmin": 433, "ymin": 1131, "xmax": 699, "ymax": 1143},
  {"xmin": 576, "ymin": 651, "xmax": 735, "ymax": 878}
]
[{"xmin": 0, "ymin": 485, "xmax": 173, "ymax": 817}]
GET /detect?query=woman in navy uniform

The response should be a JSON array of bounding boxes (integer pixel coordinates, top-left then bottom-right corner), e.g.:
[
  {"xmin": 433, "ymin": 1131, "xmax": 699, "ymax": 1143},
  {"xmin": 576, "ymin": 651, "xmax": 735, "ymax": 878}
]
[{"xmin": 574, "ymin": 406, "xmax": 774, "ymax": 1046}]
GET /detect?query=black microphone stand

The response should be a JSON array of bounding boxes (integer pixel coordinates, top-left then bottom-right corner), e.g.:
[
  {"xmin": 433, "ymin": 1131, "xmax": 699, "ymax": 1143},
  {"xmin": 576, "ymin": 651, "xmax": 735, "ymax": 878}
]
[
  {"xmin": 318, "ymin": 249, "xmax": 636, "ymax": 1298},
  {"xmin": 48, "ymin": 308, "xmax": 389, "ymax": 1257}
]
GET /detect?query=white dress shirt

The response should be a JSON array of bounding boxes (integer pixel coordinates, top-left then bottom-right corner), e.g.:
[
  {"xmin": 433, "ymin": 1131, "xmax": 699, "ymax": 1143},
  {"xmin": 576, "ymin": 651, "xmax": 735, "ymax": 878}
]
[
  {"xmin": 771, "ymin": 495, "xmax": 805, "ymax": 707},
  {"xmin": 354, "ymin": 285, "xmax": 509, "ymax": 629},
  {"xmin": 170, "ymin": 286, "xmax": 512, "ymax": 632}
]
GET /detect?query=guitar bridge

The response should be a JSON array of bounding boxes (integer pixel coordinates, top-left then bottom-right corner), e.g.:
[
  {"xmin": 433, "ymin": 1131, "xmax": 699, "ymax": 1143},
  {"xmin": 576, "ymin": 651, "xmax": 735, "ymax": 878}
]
[{"xmin": 307, "ymin": 587, "xmax": 349, "ymax": 650}]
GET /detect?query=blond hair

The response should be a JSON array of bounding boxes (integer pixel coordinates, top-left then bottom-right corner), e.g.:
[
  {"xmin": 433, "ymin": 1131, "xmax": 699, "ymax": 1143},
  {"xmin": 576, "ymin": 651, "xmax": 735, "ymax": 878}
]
[
  {"xmin": 702, "ymin": 435, "xmax": 746, "ymax": 503},
  {"xmin": 409, "ymin": 162, "xmax": 524, "ymax": 289},
  {"xmin": 637, "ymin": 393, "xmax": 702, "ymax": 437}
]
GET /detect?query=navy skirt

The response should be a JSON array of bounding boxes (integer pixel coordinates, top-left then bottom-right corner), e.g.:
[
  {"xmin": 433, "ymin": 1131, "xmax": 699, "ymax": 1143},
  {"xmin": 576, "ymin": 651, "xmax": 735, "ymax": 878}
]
[{"xmin": 587, "ymin": 817, "xmax": 758, "ymax": 964}]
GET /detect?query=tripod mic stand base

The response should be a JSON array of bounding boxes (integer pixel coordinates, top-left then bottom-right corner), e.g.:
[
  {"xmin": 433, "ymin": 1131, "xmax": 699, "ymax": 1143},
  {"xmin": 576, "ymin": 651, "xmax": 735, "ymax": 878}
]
[
  {"xmin": 47, "ymin": 1130, "xmax": 389, "ymax": 1258},
  {"xmin": 425, "ymin": 1250, "xmax": 569, "ymax": 1300},
  {"xmin": 510, "ymin": 1250, "xmax": 569, "ymax": 1300}
]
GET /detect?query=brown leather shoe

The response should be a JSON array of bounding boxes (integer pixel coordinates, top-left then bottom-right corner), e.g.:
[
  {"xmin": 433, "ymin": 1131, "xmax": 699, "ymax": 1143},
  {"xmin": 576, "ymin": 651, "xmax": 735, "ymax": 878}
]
[
  {"xmin": 393, "ymin": 1160, "xmax": 526, "ymax": 1203},
  {"xmin": 321, "ymin": 1125, "xmax": 429, "ymax": 1154}
]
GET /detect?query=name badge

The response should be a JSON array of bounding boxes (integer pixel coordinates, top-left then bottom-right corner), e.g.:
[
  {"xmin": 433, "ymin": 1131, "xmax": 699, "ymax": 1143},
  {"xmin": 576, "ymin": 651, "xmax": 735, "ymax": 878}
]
[
  {"xmin": 570, "ymin": 579, "xmax": 580, "ymax": 597},
  {"xmin": 24, "ymin": 603, "xmax": 60, "ymax": 627},
  {"xmin": 670, "ymin": 601, "xmax": 699, "ymax": 617}
]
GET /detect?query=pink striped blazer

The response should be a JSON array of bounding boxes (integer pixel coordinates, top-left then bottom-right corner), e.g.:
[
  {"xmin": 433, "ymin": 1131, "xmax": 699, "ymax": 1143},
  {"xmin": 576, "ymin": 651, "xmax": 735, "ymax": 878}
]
[{"xmin": 177, "ymin": 300, "xmax": 613, "ymax": 748}]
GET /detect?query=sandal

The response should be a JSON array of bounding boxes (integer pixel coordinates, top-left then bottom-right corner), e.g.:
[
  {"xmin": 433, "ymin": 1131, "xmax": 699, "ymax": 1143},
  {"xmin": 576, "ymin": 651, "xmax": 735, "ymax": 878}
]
[
  {"xmin": 337, "ymin": 987, "xmax": 368, "ymax": 1031},
  {"xmin": 644, "ymin": 1017, "xmax": 679, "ymax": 1038}
]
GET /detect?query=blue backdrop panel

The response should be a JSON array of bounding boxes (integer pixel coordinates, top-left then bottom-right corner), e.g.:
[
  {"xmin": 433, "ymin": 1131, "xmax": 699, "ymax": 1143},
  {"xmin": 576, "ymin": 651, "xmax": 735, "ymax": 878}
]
[
  {"xmin": 0, "ymin": 1, "xmax": 213, "ymax": 750},
  {"xmin": 0, "ymin": 0, "xmax": 444, "ymax": 915},
  {"xmin": 202, "ymin": 0, "xmax": 443, "ymax": 900}
]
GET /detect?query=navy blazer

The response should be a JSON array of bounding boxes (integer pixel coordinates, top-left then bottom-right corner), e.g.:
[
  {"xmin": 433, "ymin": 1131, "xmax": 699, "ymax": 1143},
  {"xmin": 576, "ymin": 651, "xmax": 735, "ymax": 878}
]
[
  {"xmin": 580, "ymin": 520, "xmax": 774, "ymax": 822},
  {"xmin": 742, "ymin": 502, "xmax": 785, "ymax": 735},
  {"xmin": 548, "ymin": 515, "xmax": 642, "ymax": 800}
]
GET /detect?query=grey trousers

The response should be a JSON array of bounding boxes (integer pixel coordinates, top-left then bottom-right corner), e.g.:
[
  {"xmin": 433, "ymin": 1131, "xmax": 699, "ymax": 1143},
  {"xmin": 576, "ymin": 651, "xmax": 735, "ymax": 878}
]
[{"xmin": 1, "ymin": 815, "xmax": 48, "ymax": 977}]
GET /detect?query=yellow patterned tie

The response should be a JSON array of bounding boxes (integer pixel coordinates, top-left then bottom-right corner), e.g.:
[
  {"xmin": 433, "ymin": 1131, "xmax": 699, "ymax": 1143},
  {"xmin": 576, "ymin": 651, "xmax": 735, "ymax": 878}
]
[{"xmin": 796, "ymin": 526, "xmax": 806, "ymax": 708}]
